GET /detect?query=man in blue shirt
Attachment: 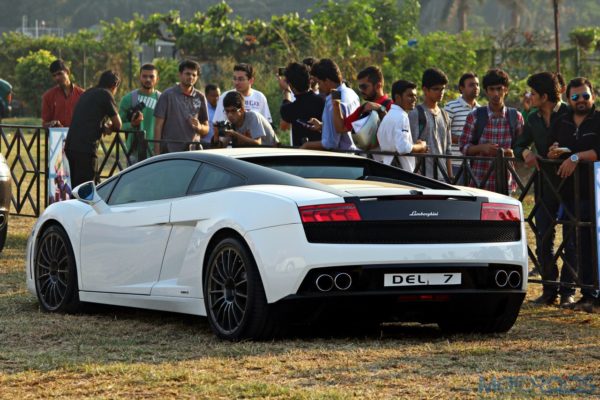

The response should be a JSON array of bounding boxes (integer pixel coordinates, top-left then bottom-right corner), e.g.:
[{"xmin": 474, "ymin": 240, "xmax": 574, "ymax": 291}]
[{"xmin": 301, "ymin": 59, "xmax": 360, "ymax": 150}]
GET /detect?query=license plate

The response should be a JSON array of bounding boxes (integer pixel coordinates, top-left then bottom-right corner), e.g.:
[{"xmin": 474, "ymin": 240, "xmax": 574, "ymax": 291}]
[{"xmin": 384, "ymin": 273, "xmax": 461, "ymax": 287}]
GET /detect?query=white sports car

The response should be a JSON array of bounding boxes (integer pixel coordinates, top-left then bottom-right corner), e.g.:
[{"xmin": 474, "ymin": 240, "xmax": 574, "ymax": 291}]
[{"xmin": 26, "ymin": 148, "xmax": 527, "ymax": 340}]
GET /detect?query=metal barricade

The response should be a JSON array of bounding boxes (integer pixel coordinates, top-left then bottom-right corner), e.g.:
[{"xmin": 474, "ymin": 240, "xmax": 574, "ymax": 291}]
[{"xmin": 0, "ymin": 123, "xmax": 597, "ymax": 292}]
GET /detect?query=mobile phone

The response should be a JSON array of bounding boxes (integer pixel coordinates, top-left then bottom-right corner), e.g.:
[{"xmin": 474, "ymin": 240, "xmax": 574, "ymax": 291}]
[
  {"xmin": 296, "ymin": 119, "xmax": 313, "ymax": 129},
  {"xmin": 330, "ymin": 89, "xmax": 341, "ymax": 100},
  {"xmin": 278, "ymin": 67, "xmax": 286, "ymax": 76},
  {"xmin": 555, "ymin": 147, "xmax": 571, "ymax": 153}
]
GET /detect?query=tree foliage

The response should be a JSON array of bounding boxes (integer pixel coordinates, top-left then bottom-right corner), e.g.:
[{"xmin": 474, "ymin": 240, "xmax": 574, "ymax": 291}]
[{"xmin": 15, "ymin": 49, "xmax": 56, "ymax": 115}]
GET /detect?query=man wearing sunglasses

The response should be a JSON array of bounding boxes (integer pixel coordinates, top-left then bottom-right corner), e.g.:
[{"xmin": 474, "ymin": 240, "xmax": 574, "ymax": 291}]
[
  {"xmin": 331, "ymin": 66, "xmax": 392, "ymax": 149},
  {"xmin": 547, "ymin": 77, "xmax": 600, "ymax": 313},
  {"xmin": 42, "ymin": 59, "xmax": 84, "ymax": 128}
]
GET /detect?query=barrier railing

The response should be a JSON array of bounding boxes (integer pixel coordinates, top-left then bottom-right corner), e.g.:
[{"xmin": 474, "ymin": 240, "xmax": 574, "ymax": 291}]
[{"xmin": 0, "ymin": 123, "xmax": 597, "ymax": 292}]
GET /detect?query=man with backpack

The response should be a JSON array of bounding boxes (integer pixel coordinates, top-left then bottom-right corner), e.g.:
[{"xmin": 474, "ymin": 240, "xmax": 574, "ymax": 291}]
[
  {"xmin": 459, "ymin": 68, "xmax": 524, "ymax": 193},
  {"xmin": 118, "ymin": 64, "xmax": 161, "ymax": 163},
  {"xmin": 408, "ymin": 68, "xmax": 453, "ymax": 180}
]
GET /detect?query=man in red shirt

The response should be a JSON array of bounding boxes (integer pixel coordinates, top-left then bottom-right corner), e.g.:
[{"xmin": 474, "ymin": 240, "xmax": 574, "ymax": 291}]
[
  {"xmin": 42, "ymin": 59, "xmax": 84, "ymax": 127},
  {"xmin": 332, "ymin": 65, "xmax": 392, "ymax": 137}
]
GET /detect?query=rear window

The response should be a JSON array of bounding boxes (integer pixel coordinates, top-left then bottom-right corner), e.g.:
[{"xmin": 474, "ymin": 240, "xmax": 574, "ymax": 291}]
[
  {"xmin": 242, "ymin": 156, "xmax": 367, "ymax": 179},
  {"xmin": 242, "ymin": 155, "xmax": 454, "ymax": 190}
]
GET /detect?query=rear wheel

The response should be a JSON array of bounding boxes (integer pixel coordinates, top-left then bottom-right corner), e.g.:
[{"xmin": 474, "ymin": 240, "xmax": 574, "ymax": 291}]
[
  {"xmin": 34, "ymin": 225, "xmax": 81, "ymax": 313},
  {"xmin": 204, "ymin": 237, "xmax": 277, "ymax": 341}
]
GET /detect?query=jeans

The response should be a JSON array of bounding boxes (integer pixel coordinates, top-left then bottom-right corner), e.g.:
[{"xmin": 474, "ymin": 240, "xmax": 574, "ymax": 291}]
[
  {"xmin": 535, "ymin": 183, "xmax": 575, "ymax": 296},
  {"xmin": 560, "ymin": 200, "xmax": 599, "ymax": 299}
]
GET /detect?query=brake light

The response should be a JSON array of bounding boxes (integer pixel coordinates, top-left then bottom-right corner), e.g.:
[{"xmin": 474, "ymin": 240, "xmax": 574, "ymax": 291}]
[
  {"xmin": 7, "ymin": 93, "xmax": 12, "ymax": 103},
  {"xmin": 481, "ymin": 203, "xmax": 521, "ymax": 221},
  {"xmin": 299, "ymin": 203, "xmax": 361, "ymax": 223}
]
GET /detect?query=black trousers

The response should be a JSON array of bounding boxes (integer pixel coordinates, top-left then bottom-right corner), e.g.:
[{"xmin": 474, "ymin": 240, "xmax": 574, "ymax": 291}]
[{"xmin": 65, "ymin": 149, "xmax": 98, "ymax": 188}]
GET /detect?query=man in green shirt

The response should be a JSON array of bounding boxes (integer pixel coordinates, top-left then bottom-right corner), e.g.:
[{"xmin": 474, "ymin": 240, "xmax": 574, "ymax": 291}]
[
  {"xmin": 513, "ymin": 71, "xmax": 570, "ymax": 306},
  {"xmin": 118, "ymin": 64, "xmax": 160, "ymax": 163}
]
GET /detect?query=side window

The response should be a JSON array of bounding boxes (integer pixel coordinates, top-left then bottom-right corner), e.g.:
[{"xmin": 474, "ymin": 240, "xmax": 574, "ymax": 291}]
[
  {"xmin": 96, "ymin": 177, "xmax": 118, "ymax": 201},
  {"xmin": 109, "ymin": 160, "xmax": 200, "ymax": 205},
  {"xmin": 188, "ymin": 163, "xmax": 245, "ymax": 194}
]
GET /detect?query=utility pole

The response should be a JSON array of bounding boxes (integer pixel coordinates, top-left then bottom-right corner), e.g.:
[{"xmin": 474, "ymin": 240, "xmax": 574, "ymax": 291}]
[{"xmin": 553, "ymin": 0, "xmax": 560, "ymax": 73}]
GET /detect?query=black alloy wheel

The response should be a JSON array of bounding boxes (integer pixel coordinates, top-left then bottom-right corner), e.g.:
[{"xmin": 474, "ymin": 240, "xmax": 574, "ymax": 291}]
[
  {"xmin": 35, "ymin": 225, "xmax": 80, "ymax": 312},
  {"xmin": 204, "ymin": 237, "xmax": 276, "ymax": 340}
]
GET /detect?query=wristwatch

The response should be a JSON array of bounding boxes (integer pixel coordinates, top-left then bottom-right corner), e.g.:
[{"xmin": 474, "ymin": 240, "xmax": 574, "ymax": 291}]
[{"xmin": 570, "ymin": 153, "xmax": 579, "ymax": 163}]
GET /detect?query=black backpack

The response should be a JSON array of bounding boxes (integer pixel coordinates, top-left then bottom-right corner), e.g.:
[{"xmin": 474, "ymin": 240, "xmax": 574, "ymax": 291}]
[
  {"xmin": 416, "ymin": 104, "xmax": 450, "ymax": 140},
  {"xmin": 470, "ymin": 106, "xmax": 519, "ymax": 146}
]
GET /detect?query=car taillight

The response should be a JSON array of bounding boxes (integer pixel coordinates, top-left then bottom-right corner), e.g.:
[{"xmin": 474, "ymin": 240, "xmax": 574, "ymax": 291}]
[
  {"xmin": 7, "ymin": 93, "xmax": 12, "ymax": 103},
  {"xmin": 481, "ymin": 203, "xmax": 521, "ymax": 221},
  {"xmin": 299, "ymin": 203, "xmax": 361, "ymax": 223}
]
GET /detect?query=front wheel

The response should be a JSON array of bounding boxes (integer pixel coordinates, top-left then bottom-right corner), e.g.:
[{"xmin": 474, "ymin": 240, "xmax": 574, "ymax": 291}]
[
  {"xmin": 204, "ymin": 237, "xmax": 277, "ymax": 341},
  {"xmin": 34, "ymin": 225, "xmax": 81, "ymax": 313}
]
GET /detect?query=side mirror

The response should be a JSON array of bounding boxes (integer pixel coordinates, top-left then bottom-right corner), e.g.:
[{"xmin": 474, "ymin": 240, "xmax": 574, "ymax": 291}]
[{"xmin": 73, "ymin": 181, "xmax": 110, "ymax": 214}]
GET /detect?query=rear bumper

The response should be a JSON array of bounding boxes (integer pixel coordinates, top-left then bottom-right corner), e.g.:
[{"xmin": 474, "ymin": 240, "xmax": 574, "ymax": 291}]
[
  {"xmin": 245, "ymin": 224, "xmax": 528, "ymax": 304},
  {"xmin": 274, "ymin": 291, "xmax": 526, "ymax": 324}
]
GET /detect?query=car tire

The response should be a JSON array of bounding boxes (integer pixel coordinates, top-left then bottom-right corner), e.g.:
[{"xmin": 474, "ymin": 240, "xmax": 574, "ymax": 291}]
[
  {"xmin": 0, "ymin": 220, "xmax": 7, "ymax": 252},
  {"xmin": 204, "ymin": 236, "xmax": 277, "ymax": 341},
  {"xmin": 34, "ymin": 225, "xmax": 81, "ymax": 313}
]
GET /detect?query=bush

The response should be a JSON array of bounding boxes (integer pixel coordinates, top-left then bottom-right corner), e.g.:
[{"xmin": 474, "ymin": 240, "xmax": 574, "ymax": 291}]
[{"xmin": 15, "ymin": 49, "xmax": 56, "ymax": 116}]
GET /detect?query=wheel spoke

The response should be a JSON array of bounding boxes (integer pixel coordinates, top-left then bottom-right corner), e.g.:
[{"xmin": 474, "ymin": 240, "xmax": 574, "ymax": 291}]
[{"xmin": 234, "ymin": 279, "xmax": 247, "ymax": 288}]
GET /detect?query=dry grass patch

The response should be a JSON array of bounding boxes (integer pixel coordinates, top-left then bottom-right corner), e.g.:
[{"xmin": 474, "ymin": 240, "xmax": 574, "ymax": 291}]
[{"xmin": 1, "ymin": 216, "xmax": 599, "ymax": 399}]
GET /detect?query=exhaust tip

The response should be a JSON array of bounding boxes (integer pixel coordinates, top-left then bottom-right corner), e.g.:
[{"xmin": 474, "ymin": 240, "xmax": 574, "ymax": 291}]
[
  {"xmin": 315, "ymin": 274, "xmax": 334, "ymax": 292},
  {"xmin": 508, "ymin": 271, "xmax": 521, "ymax": 288},
  {"xmin": 334, "ymin": 272, "xmax": 352, "ymax": 291},
  {"xmin": 494, "ymin": 270, "xmax": 508, "ymax": 288}
]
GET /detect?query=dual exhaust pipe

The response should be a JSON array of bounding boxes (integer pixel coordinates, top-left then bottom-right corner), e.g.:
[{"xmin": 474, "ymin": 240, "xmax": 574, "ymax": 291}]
[
  {"xmin": 494, "ymin": 270, "xmax": 521, "ymax": 289},
  {"xmin": 315, "ymin": 272, "xmax": 352, "ymax": 292}
]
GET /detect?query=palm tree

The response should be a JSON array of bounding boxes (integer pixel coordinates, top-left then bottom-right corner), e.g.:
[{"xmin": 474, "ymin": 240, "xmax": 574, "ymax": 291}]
[
  {"xmin": 442, "ymin": 0, "xmax": 483, "ymax": 32},
  {"xmin": 498, "ymin": 0, "xmax": 526, "ymax": 30}
]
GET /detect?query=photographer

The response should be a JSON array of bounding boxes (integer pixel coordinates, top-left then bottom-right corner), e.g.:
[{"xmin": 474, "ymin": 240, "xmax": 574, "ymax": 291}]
[
  {"xmin": 218, "ymin": 91, "xmax": 278, "ymax": 147},
  {"xmin": 118, "ymin": 64, "xmax": 161, "ymax": 163}
]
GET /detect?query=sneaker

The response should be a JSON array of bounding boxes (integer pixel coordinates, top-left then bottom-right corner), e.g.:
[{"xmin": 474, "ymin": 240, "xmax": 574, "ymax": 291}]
[
  {"xmin": 572, "ymin": 297, "xmax": 595, "ymax": 313},
  {"xmin": 531, "ymin": 293, "xmax": 557, "ymax": 305},
  {"xmin": 559, "ymin": 295, "xmax": 576, "ymax": 307}
]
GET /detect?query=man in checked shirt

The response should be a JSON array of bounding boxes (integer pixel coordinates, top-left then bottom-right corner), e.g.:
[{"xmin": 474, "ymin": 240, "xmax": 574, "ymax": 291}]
[{"xmin": 459, "ymin": 68, "xmax": 524, "ymax": 192}]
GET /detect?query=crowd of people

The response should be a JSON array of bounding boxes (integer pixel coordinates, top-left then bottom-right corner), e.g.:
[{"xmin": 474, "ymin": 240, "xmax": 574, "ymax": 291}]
[{"xmin": 41, "ymin": 57, "xmax": 600, "ymax": 313}]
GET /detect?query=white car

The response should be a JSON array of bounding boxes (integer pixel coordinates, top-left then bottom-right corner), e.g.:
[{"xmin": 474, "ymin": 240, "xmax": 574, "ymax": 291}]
[{"xmin": 26, "ymin": 148, "xmax": 527, "ymax": 340}]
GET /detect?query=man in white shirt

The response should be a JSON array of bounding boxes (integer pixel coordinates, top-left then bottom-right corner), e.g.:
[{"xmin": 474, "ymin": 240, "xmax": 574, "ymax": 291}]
[
  {"xmin": 213, "ymin": 63, "xmax": 272, "ymax": 124},
  {"xmin": 377, "ymin": 80, "xmax": 427, "ymax": 170},
  {"xmin": 444, "ymin": 72, "xmax": 480, "ymax": 151}
]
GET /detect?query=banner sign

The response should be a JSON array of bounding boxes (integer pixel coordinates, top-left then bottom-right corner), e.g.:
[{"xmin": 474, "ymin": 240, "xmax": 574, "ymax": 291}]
[{"xmin": 48, "ymin": 128, "xmax": 72, "ymax": 205}]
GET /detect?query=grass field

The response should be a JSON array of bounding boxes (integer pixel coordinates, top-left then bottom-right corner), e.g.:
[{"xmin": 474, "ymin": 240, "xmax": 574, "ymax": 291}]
[{"xmin": 1, "ymin": 216, "xmax": 599, "ymax": 399}]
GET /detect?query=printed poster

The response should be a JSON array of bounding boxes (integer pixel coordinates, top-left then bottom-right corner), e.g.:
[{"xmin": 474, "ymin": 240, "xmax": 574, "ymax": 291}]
[{"xmin": 48, "ymin": 128, "xmax": 72, "ymax": 205}]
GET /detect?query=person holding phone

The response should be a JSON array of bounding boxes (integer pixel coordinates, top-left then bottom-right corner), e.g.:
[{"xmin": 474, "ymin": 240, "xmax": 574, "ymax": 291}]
[
  {"xmin": 279, "ymin": 62, "xmax": 325, "ymax": 146},
  {"xmin": 301, "ymin": 59, "xmax": 360, "ymax": 150},
  {"xmin": 546, "ymin": 77, "xmax": 600, "ymax": 313}
]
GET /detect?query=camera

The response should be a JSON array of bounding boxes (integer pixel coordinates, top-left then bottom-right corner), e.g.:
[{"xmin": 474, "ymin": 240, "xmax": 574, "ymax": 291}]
[
  {"xmin": 330, "ymin": 89, "xmax": 341, "ymax": 100},
  {"xmin": 126, "ymin": 101, "xmax": 145, "ymax": 122},
  {"xmin": 214, "ymin": 120, "xmax": 233, "ymax": 135},
  {"xmin": 278, "ymin": 67, "xmax": 286, "ymax": 76}
]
